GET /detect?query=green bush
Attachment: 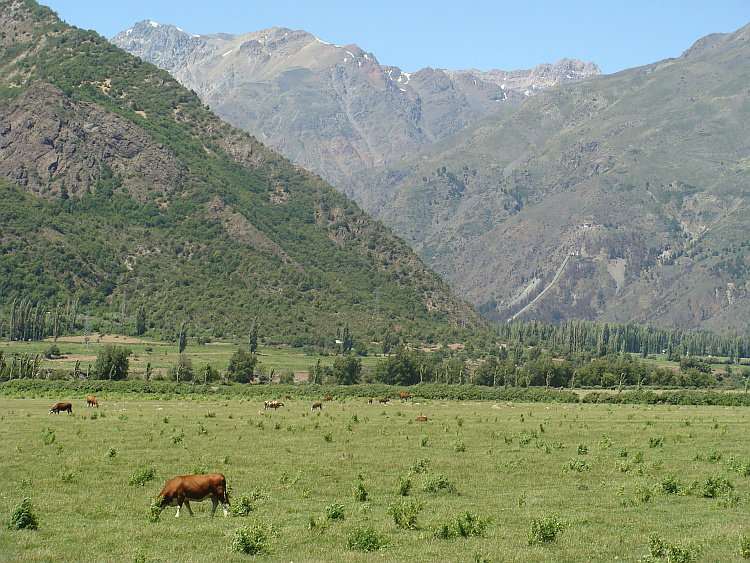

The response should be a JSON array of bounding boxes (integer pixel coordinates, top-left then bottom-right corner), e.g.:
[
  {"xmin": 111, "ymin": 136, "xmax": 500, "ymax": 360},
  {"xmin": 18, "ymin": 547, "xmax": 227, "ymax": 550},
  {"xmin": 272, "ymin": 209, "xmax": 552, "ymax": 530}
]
[
  {"xmin": 147, "ymin": 497, "xmax": 161, "ymax": 523},
  {"xmin": 398, "ymin": 473, "xmax": 412, "ymax": 496},
  {"xmin": 231, "ymin": 523, "xmax": 271, "ymax": 555},
  {"xmin": 435, "ymin": 511, "xmax": 491, "ymax": 539},
  {"xmin": 324, "ymin": 503, "xmax": 345, "ymax": 521},
  {"xmin": 423, "ymin": 474, "xmax": 456, "ymax": 493},
  {"xmin": 231, "ymin": 495, "xmax": 256, "ymax": 517},
  {"xmin": 648, "ymin": 532, "xmax": 695, "ymax": 562},
  {"xmin": 700, "ymin": 474, "xmax": 733, "ymax": 498},
  {"xmin": 528, "ymin": 513, "xmax": 565, "ymax": 544},
  {"xmin": 352, "ymin": 474, "xmax": 368, "ymax": 502},
  {"xmin": 388, "ymin": 499, "xmax": 423, "ymax": 529},
  {"xmin": 129, "ymin": 467, "xmax": 156, "ymax": 486},
  {"xmin": 410, "ymin": 458, "xmax": 430, "ymax": 474},
  {"xmin": 7, "ymin": 497, "xmax": 38, "ymax": 530},
  {"xmin": 347, "ymin": 526, "xmax": 385, "ymax": 551}
]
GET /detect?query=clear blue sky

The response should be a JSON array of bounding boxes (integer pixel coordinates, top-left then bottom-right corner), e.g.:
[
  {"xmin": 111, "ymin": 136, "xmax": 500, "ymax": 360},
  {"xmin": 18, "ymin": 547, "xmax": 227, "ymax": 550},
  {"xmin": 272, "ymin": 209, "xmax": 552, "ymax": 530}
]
[{"xmin": 43, "ymin": 0, "xmax": 748, "ymax": 74}]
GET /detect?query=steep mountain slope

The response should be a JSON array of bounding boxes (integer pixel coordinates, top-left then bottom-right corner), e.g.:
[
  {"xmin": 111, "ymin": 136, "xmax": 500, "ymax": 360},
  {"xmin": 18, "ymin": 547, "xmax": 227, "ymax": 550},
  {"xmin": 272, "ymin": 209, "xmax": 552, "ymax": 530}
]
[
  {"xmin": 112, "ymin": 21, "xmax": 600, "ymax": 186},
  {"xmin": 341, "ymin": 23, "xmax": 750, "ymax": 332},
  {"xmin": 0, "ymin": 0, "xmax": 484, "ymax": 342}
]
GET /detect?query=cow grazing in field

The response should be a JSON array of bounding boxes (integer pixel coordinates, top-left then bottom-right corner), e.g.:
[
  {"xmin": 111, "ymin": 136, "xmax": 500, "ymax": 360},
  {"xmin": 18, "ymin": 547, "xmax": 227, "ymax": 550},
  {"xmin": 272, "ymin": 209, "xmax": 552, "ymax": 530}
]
[
  {"xmin": 49, "ymin": 402, "xmax": 72, "ymax": 414},
  {"xmin": 414, "ymin": 415, "xmax": 428, "ymax": 422},
  {"xmin": 157, "ymin": 473, "xmax": 230, "ymax": 517},
  {"xmin": 311, "ymin": 402, "xmax": 323, "ymax": 410},
  {"xmin": 378, "ymin": 398, "xmax": 389, "ymax": 404},
  {"xmin": 324, "ymin": 396, "xmax": 333, "ymax": 401},
  {"xmin": 368, "ymin": 398, "xmax": 373, "ymax": 404},
  {"xmin": 269, "ymin": 401, "xmax": 284, "ymax": 409},
  {"xmin": 285, "ymin": 395, "xmax": 292, "ymax": 400},
  {"xmin": 87, "ymin": 396, "xmax": 99, "ymax": 407},
  {"xmin": 399, "ymin": 393, "xmax": 413, "ymax": 400}
]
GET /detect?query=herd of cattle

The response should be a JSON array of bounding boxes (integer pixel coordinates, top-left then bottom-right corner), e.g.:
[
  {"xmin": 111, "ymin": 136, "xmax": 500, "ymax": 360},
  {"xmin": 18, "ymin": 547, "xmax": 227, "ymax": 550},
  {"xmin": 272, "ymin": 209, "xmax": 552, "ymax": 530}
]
[{"xmin": 46, "ymin": 392, "xmax": 425, "ymax": 517}]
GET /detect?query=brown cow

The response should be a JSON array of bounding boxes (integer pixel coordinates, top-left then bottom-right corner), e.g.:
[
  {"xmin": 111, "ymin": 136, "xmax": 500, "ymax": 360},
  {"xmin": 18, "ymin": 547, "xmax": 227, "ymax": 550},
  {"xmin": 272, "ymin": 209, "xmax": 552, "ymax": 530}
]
[
  {"xmin": 324, "ymin": 396, "xmax": 333, "ymax": 401},
  {"xmin": 399, "ymin": 393, "xmax": 413, "ymax": 400},
  {"xmin": 49, "ymin": 402, "xmax": 72, "ymax": 414},
  {"xmin": 378, "ymin": 398, "xmax": 389, "ymax": 404},
  {"xmin": 311, "ymin": 402, "xmax": 323, "ymax": 410},
  {"xmin": 87, "ymin": 396, "xmax": 99, "ymax": 407},
  {"xmin": 157, "ymin": 473, "xmax": 230, "ymax": 517},
  {"xmin": 285, "ymin": 395, "xmax": 292, "ymax": 400},
  {"xmin": 414, "ymin": 415, "xmax": 428, "ymax": 422},
  {"xmin": 368, "ymin": 398, "xmax": 373, "ymax": 404},
  {"xmin": 269, "ymin": 401, "xmax": 284, "ymax": 409}
]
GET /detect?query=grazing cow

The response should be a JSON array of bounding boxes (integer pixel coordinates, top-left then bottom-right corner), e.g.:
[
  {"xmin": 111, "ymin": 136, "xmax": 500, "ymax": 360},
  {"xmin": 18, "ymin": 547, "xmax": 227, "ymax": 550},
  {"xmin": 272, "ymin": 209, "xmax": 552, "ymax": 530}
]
[
  {"xmin": 285, "ymin": 395, "xmax": 292, "ymax": 400},
  {"xmin": 269, "ymin": 401, "xmax": 284, "ymax": 409},
  {"xmin": 311, "ymin": 402, "xmax": 323, "ymax": 410},
  {"xmin": 87, "ymin": 396, "xmax": 99, "ymax": 407},
  {"xmin": 49, "ymin": 402, "xmax": 72, "ymax": 414},
  {"xmin": 324, "ymin": 396, "xmax": 333, "ymax": 401},
  {"xmin": 414, "ymin": 415, "xmax": 428, "ymax": 422},
  {"xmin": 399, "ymin": 393, "xmax": 413, "ymax": 400},
  {"xmin": 368, "ymin": 398, "xmax": 373, "ymax": 404},
  {"xmin": 378, "ymin": 398, "xmax": 389, "ymax": 404},
  {"xmin": 157, "ymin": 473, "xmax": 230, "ymax": 518}
]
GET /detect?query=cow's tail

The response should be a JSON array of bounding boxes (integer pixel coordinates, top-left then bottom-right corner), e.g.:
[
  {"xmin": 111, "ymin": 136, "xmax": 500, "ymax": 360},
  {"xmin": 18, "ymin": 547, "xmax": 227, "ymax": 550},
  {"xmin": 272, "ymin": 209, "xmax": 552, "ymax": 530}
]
[{"xmin": 223, "ymin": 477, "xmax": 230, "ymax": 506}]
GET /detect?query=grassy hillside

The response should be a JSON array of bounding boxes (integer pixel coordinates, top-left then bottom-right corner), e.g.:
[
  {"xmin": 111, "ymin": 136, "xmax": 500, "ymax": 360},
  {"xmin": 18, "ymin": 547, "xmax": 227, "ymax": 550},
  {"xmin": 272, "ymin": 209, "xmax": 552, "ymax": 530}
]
[{"xmin": 0, "ymin": 0, "xmax": 485, "ymax": 344}]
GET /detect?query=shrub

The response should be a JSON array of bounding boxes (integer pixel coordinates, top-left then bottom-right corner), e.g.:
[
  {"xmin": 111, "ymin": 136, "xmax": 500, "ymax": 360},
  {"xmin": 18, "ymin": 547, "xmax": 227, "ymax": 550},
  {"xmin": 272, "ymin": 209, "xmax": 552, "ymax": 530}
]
[
  {"xmin": 528, "ymin": 513, "xmax": 565, "ymax": 544},
  {"xmin": 577, "ymin": 444, "xmax": 588, "ymax": 455},
  {"xmin": 649, "ymin": 435, "xmax": 665, "ymax": 448},
  {"xmin": 424, "ymin": 474, "xmax": 456, "ymax": 493},
  {"xmin": 232, "ymin": 495, "xmax": 256, "ymax": 517},
  {"xmin": 435, "ymin": 511, "xmax": 491, "ymax": 539},
  {"xmin": 410, "ymin": 458, "xmax": 430, "ymax": 474},
  {"xmin": 324, "ymin": 503, "xmax": 345, "ymax": 521},
  {"xmin": 700, "ymin": 474, "xmax": 733, "ymax": 498},
  {"xmin": 352, "ymin": 474, "xmax": 368, "ymax": 502},
  {"xmin": 147, "ymin": 497, "xmax": 161, "ymax": 523},
  {"xmin": 660, "ymin": 474, "xmax": 681, "ymax": 494},
  {"xmin": 7, "ymin": 497, "xmax": 38, "ymax": 530},
  {"xmin": 129, "ymin": 467, "xmax": 156, "ymax": 486},
  {"xmin": 648, "ymin": 532, "xmax": 696, "ymax": 562},
  {"xmin": 43, "ymin": 427, "xmax": 55, "ymax": 445},
  {"xmin": 398, "ymin": 473, "xmax": 412, "ymax": 496},
  {"xmin": 741, "ymin": 534, "xmax": 750, "ymax": 558},
  {"xmin": 388, "ymin": 499, "xmax": 423, "ymax": 529},
  {"xmin": 420, "ymin": 435, "xmax": 429, "ymax": 447},
  {"xmin": 564, "ymin": 459, "xmax": 591, "ymax": 472},
  {"xmin": 232, "ymin": 523, "xmax": 272, "ymax": 555},
  {"xmin": 105, "ymin": 447, "xmax": 117, "ymax": 459},
  {"xmin": 453, "ymin": 440, "xmax": 466, "ymax": 452},
  {"xmin": 346, "ymin": 526, "xmax": 384, "ymax": 551}
]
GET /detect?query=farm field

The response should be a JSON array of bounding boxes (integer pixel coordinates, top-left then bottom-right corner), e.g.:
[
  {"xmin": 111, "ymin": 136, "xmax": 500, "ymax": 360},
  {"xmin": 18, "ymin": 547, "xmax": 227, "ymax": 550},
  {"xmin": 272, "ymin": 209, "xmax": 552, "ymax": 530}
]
[{"xmin": 1, "ymin": 395, "xmax": 750, "ymax": 562}]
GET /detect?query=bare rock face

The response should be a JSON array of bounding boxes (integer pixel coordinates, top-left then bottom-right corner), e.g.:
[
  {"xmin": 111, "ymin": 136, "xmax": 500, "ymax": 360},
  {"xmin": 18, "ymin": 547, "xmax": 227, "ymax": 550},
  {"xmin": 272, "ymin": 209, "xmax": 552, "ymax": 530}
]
[
  {"xmin": 113, "ymin": 21, "xmax": 600, "ymax": 186},
  {"xmin": 0, "ymin": 83, "xmax": 181, "ymax": 200}
]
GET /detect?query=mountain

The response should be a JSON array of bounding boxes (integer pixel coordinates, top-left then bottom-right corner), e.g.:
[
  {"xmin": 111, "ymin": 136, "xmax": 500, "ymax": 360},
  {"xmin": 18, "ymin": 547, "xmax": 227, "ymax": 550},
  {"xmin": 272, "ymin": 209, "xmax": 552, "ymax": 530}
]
[
  {"xmin": 0, "ymin": 0, "xmax": 485, "ymax": 343},
  {"xmin": 340, "ymin": 22, "xmax": 750, "ymax": 332},
  {"xmin": 112, "ymin": 21, "xmax": 600, "ymax": 186}
]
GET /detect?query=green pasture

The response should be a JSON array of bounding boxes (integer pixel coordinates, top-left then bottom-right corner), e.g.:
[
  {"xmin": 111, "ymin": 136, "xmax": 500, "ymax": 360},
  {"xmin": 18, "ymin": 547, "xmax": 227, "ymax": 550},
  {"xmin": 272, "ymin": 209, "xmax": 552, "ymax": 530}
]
[{"xmin": 2, "ymin": 395, "xmax": 750, "ymax": 562}]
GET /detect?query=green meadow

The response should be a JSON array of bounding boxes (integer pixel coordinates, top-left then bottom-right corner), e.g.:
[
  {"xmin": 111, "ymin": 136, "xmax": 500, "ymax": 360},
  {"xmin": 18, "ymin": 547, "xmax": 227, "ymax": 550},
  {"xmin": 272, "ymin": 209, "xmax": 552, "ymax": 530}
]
[{"xmin": 2, "ymin": 393, "xmax": 750, "ymax": 562}]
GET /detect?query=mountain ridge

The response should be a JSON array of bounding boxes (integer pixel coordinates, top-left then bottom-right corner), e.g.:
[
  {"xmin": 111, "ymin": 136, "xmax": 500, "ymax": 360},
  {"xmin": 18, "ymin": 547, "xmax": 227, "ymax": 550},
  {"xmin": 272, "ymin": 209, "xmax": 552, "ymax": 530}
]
[{"xmin": 112, "ymin": 20, "xmax": 600, "ymax": 186}]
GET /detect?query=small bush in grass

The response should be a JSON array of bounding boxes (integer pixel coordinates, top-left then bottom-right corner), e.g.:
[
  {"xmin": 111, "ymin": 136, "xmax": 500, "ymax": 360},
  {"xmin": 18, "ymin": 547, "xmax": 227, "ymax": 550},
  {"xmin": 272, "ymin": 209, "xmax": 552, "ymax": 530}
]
[
  {"xmin": 105, "ymin": 447, "xmax": 117, "ymax": 459},
  {"xmin": 453, "ymin": 440, "xmax": 466, "ymax": 452},
  {"xmin": 43, "ymin": 427, "xmax": 55, "ymax": 445},
  {"xmin": 398, "ymin": 473, "xmax": 412, "ymax": 496},
  {"xmin": 424, "ymin": 474, "xmax": 456, "ymax": 493},
  {"xmin": 232, "ymin": 523, "xmax": 272, "ymax": 555},
  {"xmin": 420, "ymin": 435, "xmax": 429, "ymax": 447},
  {"xmin": 564, "ymin": 459, "xmax": 590, "ymax": 473},
  {"xmin": 434, "ymin": 511, "xmax": 491, "ymax": 539},
  {"xmin": 388, "ymin": 498, "xmax": 423, "ymax": 529},
  {"xmin": 347, "ymin": 526, "xmax": 385, "ymax": 551},
  {"xmin": 660, "ymin": 474, "xmax": 681, "ymax": 494},
  {"xmin": 741, "ymin": 534, "xmax": 750, "ymax": 558},
  {"xmin": 634, "ymin": 483, "xmax": 652, "ymax": 503},
  {"xmin": 232, "ymin": 495, "xmax": 256, "ymax": 517},
  {"xmin": 577, "ymin": 444, "xmax": 588, "ymax": 455},
  {"xmin": 352, "ymin": 474, "xmax": 368, "ymax": 502},
  {"xmin": 129, "ymin": 467, "xmax": 156, "ymax": 486},
  {"xmin": 649, "ymin": 435, "xmax": 664, "ymax": 448},
  {"xmin": 647, "ymin": 532, "xmax": 696, "ymax": 562},
  {"xmin": 147, "ymin": 497, "xmax": 161, "ymax": 523},
  {"xmin": 323, "ymin": 431, "xmax": 333, "ymax": 442},
  {"xmin": 7, "ymin": 497, "xmax": 38, "ymax": 530},
  {"xmin": 60, "ymin": 470, "xmax": 75, "ymax": 483},
  {"xmin": 410, "ymin": 458, "xmax": 429, "ymax": 474},
  {"xmin": 324, "ymin": 503, "xmax": 345, "ymax": 521},
  {"xmin": 700, "ymin": 474, "xmax": 733, "ymax": 498},
  {"xmin": 528, "ymin": 513, "xmax": 565, "ymax": 544}
]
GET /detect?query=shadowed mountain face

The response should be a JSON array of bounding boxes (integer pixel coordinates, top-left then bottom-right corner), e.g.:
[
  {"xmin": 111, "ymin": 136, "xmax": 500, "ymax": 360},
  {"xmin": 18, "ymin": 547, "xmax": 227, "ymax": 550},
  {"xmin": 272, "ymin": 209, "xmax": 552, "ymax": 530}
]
[
  {"xmin": 0, "ymin": 1, "xmax": 485, "ymax": 341},
  {"xmin": 112, "ymin": 21, "xmax": 600, "ymax": 186},
  {"xmin": 340, "ymin": 22, "xmax": 750, "ymax": 331}
]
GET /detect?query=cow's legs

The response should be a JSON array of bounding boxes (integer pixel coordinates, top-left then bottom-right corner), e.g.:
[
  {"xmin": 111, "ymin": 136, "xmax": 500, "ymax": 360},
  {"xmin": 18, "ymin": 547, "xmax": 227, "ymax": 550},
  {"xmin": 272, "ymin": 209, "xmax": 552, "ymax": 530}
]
[
  {"xmin": 184, "ymin": 500, "xmax": 194, "ymax": 516},
  {"xmin": 210, "ymin": 498, "xmax": 218, "ymax": 516}
]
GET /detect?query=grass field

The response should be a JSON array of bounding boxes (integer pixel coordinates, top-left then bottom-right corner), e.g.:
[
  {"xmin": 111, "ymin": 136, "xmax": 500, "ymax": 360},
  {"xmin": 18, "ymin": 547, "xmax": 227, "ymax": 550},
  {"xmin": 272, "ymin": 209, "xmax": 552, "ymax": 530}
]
[{"xmin": 2, "ymin": 394, "xmax": 750, "ymax": 562}]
